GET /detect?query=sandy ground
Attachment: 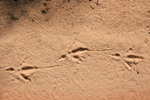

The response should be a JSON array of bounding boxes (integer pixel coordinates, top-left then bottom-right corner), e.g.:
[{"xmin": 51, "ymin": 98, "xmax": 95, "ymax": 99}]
[{"xmin": 0, "ymin": 0, "xmax": 150, "ymax": 100}]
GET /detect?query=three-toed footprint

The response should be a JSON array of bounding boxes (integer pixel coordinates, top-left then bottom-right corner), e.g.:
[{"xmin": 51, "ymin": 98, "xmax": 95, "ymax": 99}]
[
  {"xmin": 110, "ymin": 52, "xmax": 144, "ymax": 71},
  {"xmin": 4, "ymin": 63, "xmax": 39, "ymax": 82},
  {"xmin": 58, "ymin": 47, "xmax": 91, "ymax": 64}
]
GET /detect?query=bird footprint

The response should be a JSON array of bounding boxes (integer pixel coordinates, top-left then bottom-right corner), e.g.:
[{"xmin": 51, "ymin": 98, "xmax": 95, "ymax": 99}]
[
  {"xmin": 123, "ymin": 54, "xmax": 144, "ymax": 70},
  {"xmin": 4, "ymin": 63, "xmax": 39, "ymax": 82},
  {"xmin": 58, "ymin": 47, "xmax": 90, "ymax": 63},
  {"xmin": 110, "ymin": 52, "xmax": 144, "ymax": 71}
]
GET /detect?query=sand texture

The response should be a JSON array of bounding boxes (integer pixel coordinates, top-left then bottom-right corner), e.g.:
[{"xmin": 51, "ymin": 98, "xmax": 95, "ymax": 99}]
[{"xmin": 0, "ymin": 0, "xmax": 150, "ymax": 100}]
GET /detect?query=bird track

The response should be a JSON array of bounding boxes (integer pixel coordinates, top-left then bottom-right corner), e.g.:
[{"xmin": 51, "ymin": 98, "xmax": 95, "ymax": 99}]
[
  {"xmin": 1, "ymin": 41, "xmax": 112, "ymax": 82},
  {"xmin": 58, "ymin": 45, "xmax": 112, "ymax": 64},
  {"xmin": 3, "ymin": 63, "xmax": 60, "ymax": 82},
  {"xmin": 58, "ymin": 47, "xmax": 90, "ymax": 64},
  {"xmin": 110, "ymin": 52, "xmax": 144, "ymax": 72}
]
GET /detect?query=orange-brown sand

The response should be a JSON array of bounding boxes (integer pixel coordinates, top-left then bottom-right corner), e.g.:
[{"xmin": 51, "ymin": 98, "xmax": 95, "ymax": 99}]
[{"xmin": 0, "ymin": 0, "xmax": 150, "ymax": 100}]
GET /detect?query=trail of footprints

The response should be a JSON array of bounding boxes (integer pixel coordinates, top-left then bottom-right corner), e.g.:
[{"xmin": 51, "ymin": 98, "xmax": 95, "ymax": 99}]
[
  {"xmin": 4, "ymin": 44, "xmax": 143, "ymax": 82},
  {"xmin": 110, "ymin": 52, "xmax": 144, "ymax": 71},
  {"xmin": 3, "ymin": 45, "xmax": 91, "ymax": 82}
]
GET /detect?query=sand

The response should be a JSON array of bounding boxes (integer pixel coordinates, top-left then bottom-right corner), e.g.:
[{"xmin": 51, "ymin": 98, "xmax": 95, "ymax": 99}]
[{"xmin": 0, "ymin": 0, "xmax": 150, "ymax": 100}]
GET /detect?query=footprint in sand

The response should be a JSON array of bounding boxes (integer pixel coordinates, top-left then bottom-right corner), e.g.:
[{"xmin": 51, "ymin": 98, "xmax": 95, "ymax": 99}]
[
  {"xmin": 123, "ymin": 53, "xmax": 144, "ymax": 71},
  {"xmin": 4, "ymin": 63, "xmax": 39, "ymax": 82},
  {"xmin": 110, "ymin": 52, "xmax": 144, "ymax": 71},
  {"xmin": 58, "ymin": 47, "xmax": 90, "ymax": 64}
]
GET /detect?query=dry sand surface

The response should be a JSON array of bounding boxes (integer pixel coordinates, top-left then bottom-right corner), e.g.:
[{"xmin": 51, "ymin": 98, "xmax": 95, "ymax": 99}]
[{"xmin": 0, "ymin": 0, "xmax": 150, "ymax": 100}]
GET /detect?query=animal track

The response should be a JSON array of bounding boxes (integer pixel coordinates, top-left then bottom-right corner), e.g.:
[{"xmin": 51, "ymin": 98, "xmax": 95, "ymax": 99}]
[
  {"xmin": 4, "ymin": 64, "xmax": 39, "ymax": 82},
  {"xmin": 58, "ymin": 40, "xmax": 112, "ymax": 63},
  {"xmin": 59, "ymin": 47, "xmax": 90, "ymax": 63},
  {"xmin": 123, "ymin": 54, "xmax": 144, "ymax": 70},
  {"xmin": 110, "ymin": 52, "xmax": 144, "ymax": 72},
  {"xmin": 4, "ymin": 63, "xmax": 60, "ymax": 82}
]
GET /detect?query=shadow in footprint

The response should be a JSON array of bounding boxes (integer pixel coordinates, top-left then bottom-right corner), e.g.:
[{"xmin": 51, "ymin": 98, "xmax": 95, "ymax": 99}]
[{"xmin": 71, "ymin": 47, "xmax": 90, "ymax": 53}]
